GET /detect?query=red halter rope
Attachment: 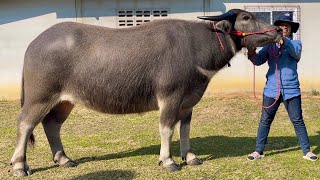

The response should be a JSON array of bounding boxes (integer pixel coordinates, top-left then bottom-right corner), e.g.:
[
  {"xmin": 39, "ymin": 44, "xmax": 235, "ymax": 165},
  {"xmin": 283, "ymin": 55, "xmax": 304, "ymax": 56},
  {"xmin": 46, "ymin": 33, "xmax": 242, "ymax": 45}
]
[
  {"xmin": 212, "ymin": 22, "xmax": 276, "ymax": 50},
  {"xmin": 212, "ymin": 23, "xmax": 281, "ymax": 109},
  {"xmin": 229, "ymin": 29, "xmax": 277, "ymax": 45}
]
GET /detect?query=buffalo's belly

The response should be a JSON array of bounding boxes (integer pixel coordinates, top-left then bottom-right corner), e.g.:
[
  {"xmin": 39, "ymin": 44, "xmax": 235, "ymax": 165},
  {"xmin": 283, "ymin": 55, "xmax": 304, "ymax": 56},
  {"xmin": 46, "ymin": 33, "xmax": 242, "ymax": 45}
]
[
  {"xmin": 71, "ymin": 88, "xmax": 158, "ymax": 114},
  {"xmin": 85, "ymin": 98, "xmax": 159, "ymax": 114}
]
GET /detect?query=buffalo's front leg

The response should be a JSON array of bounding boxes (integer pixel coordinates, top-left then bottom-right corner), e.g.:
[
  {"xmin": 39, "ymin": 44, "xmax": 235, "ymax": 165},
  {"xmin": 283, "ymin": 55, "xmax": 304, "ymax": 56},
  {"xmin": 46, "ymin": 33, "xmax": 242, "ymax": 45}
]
[
  {"xmin": 159, "ymin": 123, "xmax": 181, "ymax": 171},
  {"xmin": 158, "ymin": 97, "xmax": 181, "ymax": 171},
  {"xmin": 178, "ymin": 109, "xmax": 202, "ymax": 165}
]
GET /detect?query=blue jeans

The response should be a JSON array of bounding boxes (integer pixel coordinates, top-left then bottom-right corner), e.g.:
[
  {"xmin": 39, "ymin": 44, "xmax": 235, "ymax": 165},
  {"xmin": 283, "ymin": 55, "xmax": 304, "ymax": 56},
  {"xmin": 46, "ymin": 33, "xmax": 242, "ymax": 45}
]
[{"xmin": 255, "ymin": 94, "xmax": 311, "ymax": 154}]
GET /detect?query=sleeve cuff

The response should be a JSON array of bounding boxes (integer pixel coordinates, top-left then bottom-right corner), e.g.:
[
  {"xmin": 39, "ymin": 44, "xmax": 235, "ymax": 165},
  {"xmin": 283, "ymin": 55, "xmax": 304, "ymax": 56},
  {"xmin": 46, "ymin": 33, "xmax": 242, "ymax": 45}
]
[{"xmin": 282, "ymin": 37, "xmax": 291, "ymax": 48}]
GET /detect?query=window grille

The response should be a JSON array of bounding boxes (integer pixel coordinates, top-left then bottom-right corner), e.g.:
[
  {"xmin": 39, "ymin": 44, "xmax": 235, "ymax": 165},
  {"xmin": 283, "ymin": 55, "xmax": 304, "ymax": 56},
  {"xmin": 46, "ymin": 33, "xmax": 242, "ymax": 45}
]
[
  {"xmin": 244, "ymin": 6, "xmax": 301, "ymax": 40},
  {"xmin": 117, "ymin": 9, "xmax": 169, "ymax": 27}
]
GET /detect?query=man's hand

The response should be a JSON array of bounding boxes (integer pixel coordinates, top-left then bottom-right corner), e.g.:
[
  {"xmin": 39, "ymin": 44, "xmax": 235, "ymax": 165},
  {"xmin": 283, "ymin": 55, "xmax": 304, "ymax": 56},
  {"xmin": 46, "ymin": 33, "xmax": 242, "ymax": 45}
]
[
  {"xmin": 279, "ymin": 37, "xmax": 285, "ymax": 45},
  {"xmin": 247, "ymin": 47, "xmax": 257, "ymax": 57}
]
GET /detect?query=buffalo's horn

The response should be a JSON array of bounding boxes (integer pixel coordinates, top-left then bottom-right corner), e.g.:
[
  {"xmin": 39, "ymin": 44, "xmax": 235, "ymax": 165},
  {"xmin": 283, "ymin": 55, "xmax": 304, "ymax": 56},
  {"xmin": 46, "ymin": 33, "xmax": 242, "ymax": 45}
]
[{"xmin": 197, "ymin": 10, "xmax": 237, "ymax": 21}]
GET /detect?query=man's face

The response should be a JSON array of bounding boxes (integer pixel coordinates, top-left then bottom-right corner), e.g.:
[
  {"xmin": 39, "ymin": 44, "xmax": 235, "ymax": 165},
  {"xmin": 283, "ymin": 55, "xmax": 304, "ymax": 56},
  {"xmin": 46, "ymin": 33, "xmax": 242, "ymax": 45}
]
[{"xmin": 278, "ymin": 22, "xmax": 292, "ymax": 37}]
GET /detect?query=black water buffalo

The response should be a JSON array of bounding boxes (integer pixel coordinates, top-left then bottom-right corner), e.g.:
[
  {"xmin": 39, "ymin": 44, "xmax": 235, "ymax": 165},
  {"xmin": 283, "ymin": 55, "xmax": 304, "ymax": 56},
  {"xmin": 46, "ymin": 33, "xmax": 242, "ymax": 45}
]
[{"xmin": 11, "ymin": 9, "xmax": 282, "ymax": 176}]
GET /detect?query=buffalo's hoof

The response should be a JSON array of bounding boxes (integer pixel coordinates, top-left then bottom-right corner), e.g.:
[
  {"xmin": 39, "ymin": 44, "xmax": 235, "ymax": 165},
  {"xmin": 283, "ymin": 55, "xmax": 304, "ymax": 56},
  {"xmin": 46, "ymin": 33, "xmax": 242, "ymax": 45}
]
[
  {"xmin": 187, "ymin": 158, "xmax": 203, "ymax": 166},
  {"xmin": 13, "ymin": 169, "xmax": 32, "ymax": 177},
  {"xmin": 61, "ymin": 160, "xmax": 78, "ymax": 168},
  {"xmin": 164, "ymin": 163, "xmax": 181, "ymax": 172},
  {"xmin": 159, "ymin": 161, "xmax": 181, "ymax": 172},
  {"xmin": 163, "ymin": 164, "xmax": 181, "ymax": 172}
]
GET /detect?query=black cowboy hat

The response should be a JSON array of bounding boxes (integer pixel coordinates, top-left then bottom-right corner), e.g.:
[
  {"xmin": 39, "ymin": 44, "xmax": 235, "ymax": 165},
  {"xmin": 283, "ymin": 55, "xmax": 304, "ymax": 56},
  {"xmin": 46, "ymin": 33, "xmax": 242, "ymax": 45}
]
[{"xmin": 273, "ymin": 12, "xmax": 300, "ymax": 33}]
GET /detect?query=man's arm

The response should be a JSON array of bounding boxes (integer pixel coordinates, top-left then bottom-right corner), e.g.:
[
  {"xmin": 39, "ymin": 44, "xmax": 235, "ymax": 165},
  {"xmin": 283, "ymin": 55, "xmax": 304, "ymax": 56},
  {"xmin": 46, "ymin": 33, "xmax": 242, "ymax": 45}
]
[
  {"xmin": 248, "ymin": 46, "xmax": 269, "ymax": 66},
  {"xmin": 281, "ymin": 37, "xmax": 302, "ymax": 62}
]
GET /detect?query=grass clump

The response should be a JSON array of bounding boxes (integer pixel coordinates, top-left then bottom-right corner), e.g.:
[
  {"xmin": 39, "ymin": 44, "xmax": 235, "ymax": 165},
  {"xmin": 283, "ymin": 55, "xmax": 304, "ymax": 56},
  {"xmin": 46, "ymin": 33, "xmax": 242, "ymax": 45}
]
[{"xmin": 312, "ymin": 89, "xmax": 320, "ymax": 96}]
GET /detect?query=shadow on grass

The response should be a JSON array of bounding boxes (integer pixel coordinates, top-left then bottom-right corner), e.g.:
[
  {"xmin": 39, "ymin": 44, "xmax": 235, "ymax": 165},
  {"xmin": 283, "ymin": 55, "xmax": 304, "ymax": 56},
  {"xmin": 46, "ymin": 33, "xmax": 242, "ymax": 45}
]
[
  {"xmin": 32, "ymin": 132, "xmax": 320, "ymax": 174},
  {"xmin": 76, "ymin": 131, "xmax": 320, "ymax": 163},
  {"xmin": 32, "ymin": 164, "xmax": 59, "ymax": 174},
  {"xmin": 69, "ymin": 170, "xmax": 135, "ymax": 180}
]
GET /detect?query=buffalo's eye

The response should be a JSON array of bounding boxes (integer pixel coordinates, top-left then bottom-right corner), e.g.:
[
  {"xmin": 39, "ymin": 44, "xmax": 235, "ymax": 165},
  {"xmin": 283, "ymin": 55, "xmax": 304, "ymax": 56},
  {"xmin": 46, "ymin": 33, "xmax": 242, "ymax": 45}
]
[{"xmin": 243, "ymin": 16, "xmax": 250, "ymax": 20}]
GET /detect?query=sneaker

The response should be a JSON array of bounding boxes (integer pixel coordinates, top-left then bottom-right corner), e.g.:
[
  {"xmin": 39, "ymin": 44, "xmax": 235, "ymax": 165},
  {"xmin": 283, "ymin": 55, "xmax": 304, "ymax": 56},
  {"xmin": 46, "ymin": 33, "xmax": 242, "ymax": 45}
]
[
  {"xmin": 303, "ymin": 152, "xmax": 318, "ymax": 161},
  {"xmin": 247, "ymin": 151, "xmax": 264, "ymax": 161}
]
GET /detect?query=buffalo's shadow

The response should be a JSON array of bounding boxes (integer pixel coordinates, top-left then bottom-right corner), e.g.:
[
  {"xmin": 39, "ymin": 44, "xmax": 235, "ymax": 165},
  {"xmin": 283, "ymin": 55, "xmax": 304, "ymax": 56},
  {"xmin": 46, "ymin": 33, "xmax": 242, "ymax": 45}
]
[
  {"xmin": 69, "ymin": 170, "xmax": 134, "ymax": 180},
  {"xmin": 31, "ymin": 132, "xmax": 320, "ymax": 174},
  {"xmin": 76, "ymin": 132, "xmax": 320, "ymax": 164}
]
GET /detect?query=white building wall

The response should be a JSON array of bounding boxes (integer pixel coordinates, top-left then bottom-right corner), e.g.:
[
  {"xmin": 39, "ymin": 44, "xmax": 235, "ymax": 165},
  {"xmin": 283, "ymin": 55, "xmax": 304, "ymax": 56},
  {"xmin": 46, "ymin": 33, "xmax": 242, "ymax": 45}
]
[
  {"xmin": 1, "ymin": 0, "xmax": 320, "ymax": 99},
  {"xmin": 0, "ymin": 0, "xmax": 77, "ymax": 98},
  {"xmin": 78, "ymin": 0, "xmax": 205, "ymax": 27}
]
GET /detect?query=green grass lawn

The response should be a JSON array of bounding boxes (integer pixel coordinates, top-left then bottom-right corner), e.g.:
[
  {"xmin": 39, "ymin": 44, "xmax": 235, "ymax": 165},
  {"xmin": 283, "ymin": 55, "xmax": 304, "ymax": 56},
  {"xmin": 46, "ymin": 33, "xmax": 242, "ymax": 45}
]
[{"xmin": 1, "ymin": 94, "xmax": 320, "ymax": 179}]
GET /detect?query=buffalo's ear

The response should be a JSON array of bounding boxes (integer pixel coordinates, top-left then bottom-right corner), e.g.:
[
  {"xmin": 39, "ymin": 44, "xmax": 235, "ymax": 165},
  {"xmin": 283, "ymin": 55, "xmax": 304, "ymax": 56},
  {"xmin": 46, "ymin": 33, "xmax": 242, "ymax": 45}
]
[{"xmin": 215, "ymin": 20, "xmax": 233, "ymax": 33}]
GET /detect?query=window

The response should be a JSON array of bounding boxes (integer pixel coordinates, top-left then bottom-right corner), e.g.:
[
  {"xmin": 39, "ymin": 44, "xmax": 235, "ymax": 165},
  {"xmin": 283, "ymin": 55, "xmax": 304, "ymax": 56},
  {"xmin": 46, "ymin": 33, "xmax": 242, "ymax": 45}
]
[
  {"xmin": 117, "ymin": 9, "xmax": 169, "ymax": 27},
  {"xmin": 245, "ymin": 6, "xmax": 301, "ymax": 40}
]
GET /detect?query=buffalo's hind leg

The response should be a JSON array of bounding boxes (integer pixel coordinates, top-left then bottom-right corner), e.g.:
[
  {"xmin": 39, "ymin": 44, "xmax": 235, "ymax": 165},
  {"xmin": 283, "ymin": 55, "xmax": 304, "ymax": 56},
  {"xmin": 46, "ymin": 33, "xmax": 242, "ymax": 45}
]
[
  {"xmin": 42, "ymin": 101, "xmax": 77, "ymax": 168},
  {"xmin": 11, "ymin": 102, "xmax": 54, "ymax": 176},
  {"xmin": 178, "ymin": 109, "xmax": 203, "ymax": 166}
]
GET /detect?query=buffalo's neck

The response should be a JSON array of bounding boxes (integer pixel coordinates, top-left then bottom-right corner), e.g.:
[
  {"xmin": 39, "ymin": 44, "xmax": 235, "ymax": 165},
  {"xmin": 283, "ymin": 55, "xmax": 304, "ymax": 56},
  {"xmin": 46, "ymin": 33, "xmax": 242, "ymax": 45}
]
[
  {"xmin": 192, "ymin": 22, "xmax": 244, "ymax": 71},
  {"xmin": 207, "ymin": 31, "xmax": 240, "ymax": 71},
  {"xmin": 230, "ymin": 35, "xmax": 243, "ymax": 51}
]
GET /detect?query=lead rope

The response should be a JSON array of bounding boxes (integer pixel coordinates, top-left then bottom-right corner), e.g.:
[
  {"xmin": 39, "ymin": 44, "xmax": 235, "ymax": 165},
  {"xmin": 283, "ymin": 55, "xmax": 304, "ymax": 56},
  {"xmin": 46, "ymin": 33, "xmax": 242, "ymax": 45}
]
[
  {"xmin": 252, "ymin": 44, "xmax": 282, "ymax": 108},
  {"xmin": 253, "ymin": 46, "xmax": 282, "ymax": 109}
]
